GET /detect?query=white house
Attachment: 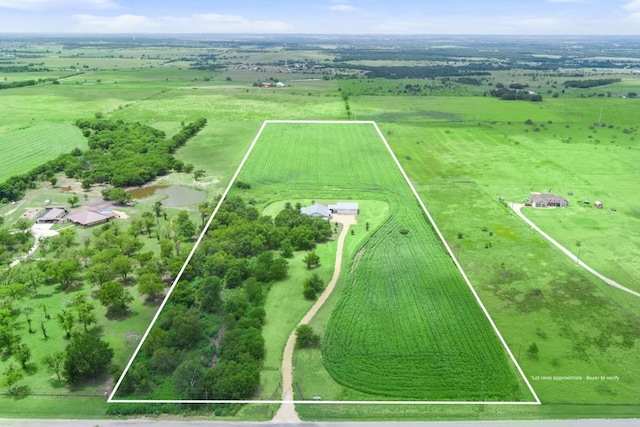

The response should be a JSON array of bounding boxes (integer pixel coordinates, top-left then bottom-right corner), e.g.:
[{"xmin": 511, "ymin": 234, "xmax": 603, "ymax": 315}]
[{"xmin": 300, "ymin": 203, "xmax": 331, "ymax": 220}]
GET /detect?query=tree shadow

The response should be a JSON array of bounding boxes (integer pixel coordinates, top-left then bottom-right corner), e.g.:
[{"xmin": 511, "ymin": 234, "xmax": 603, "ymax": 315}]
[
  {"xmin": 105, "ymin": 309, "xmax": 136, "ymax": 321},
  {"xmin": 24, "ymin": 363, "xmax": 38, "ymax": 376},
  {"xmin": 8, "ymin": 385, "xmax": 31, "ymax": 400},
  {"xmin": 48, "ymin": 377, "xmax": 67, "ymax": 389}
]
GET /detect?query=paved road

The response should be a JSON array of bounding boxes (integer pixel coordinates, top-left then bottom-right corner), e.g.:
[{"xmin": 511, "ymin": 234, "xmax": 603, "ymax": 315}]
[
  {"xmin": 1, "ymin": 419, "xmax": 640, "ymax": 427},
  {"xmin": 510, "ymin": 203, "xmax": 640, "ymax": 298}
]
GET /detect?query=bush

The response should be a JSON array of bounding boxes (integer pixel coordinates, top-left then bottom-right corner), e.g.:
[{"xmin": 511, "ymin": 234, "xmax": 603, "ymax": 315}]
[{"xmin": 295, "ymin": 325, "xmax": 321, "ymax": 349}]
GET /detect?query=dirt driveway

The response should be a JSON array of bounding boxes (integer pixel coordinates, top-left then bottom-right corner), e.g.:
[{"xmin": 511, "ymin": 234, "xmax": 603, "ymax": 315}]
[{"xmin": 273, "ymin": 214, "xmax": 357, "ymax": 422}]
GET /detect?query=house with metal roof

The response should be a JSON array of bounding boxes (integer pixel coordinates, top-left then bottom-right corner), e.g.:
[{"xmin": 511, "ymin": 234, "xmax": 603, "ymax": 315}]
[
  {"xmin": 300, "ymin": 203, "xmax": 331, "ymax": 220},
  {"xmin": 36, "ymin": 207, "xmax": 67, "ymax": 224}
]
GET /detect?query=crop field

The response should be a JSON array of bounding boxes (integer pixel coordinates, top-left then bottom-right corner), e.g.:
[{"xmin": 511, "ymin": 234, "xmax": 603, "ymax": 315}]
[
  {"xmin": 234, "ymin": 122, "xmax": 534, "ymax": 402},
  {"xmin": 0, "ymin": 123, "xmax": 87, "ymax": 182}
]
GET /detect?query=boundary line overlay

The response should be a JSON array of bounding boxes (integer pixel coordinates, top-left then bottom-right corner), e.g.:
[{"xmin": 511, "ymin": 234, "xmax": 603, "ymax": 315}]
[{"xmin": 109, "ymin": 120, "xmax": 540, "ymax": 405}]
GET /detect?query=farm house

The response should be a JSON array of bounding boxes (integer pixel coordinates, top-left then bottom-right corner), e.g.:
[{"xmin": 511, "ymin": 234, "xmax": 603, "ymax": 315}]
[
  {"xmin": 595, "ymin": 201, "xmax": 603, "ymax": 209},
  {"xmin": 300, "ymin": 203, "xmax": 331, "ymax": 220},
  {"xmin": 528, "ymin": 193, "xmax": 569, "ymax": 208},
  {"xmin": 67, "ymin": 210, "xmax": 115, "ymax": 227},
  {"xmin": 329, "ymin": 202, "xmax": 359, "ymax": 215}
]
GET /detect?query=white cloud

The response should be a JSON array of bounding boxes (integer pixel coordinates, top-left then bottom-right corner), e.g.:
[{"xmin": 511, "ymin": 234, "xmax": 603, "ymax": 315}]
[
  {"xmin": 622, "ymin": 0, "xmax": 640, "ymax": 10},
  {"xmin": 546, "ymin": 0, "xmax": 589, "ymax": 3},
  {"xmin": 72, "ymin": 13, "xmax": 293, "ymax": 33},
  {"xmin": 0, "ymin": 0, "xmax": 116, "ymax": 10},
  {"xmin": 329, "ymin": 4, "xmax": 357, "ymax": 12},
  {"xmin": 193, "ymin": 13, "xmax": 292, "ymax": 32}
]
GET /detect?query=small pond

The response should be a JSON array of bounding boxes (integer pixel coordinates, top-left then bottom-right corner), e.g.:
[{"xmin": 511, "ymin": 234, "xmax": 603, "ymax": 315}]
[{"xmin": 128, "ymin": 185, "xmax": 207, "ymax": 207}]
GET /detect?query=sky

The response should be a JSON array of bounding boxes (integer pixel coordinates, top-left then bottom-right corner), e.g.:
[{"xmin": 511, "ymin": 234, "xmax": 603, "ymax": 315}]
[{"xmin": 0, "ymin": 0, "xmax": 639, "ymax": 35}]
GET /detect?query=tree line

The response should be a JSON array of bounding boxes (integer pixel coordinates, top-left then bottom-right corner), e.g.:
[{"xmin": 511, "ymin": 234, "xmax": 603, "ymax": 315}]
[
  {"xmin": 563, "ymin": 78, "xmax": 621, "ymax": 89},
  {"xmin": 0, "ymin": 118, "xmax": 206, "ymax": 203}
]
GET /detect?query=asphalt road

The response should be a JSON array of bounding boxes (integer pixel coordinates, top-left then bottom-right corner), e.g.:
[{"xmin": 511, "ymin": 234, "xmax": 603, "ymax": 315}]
[{"xmin": 1, "ymin": 420, "xmax": 640, "ymax": 427}]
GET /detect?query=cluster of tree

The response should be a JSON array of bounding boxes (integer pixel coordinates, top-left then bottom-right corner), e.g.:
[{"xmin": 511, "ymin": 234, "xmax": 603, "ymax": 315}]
[
  {"xmin": 0, "ymin": 217, "xmax": 33, "ymax": 264},
  {"xmin": 456, "ymin": 77, "xmax": 481, "ymax": 85},
  {"xmin": 0, "ymin": 118, "xmax": 206, "ymax": 203},
  {"xmin": 347, "ymin": 65, "xmax": 494, "ymax": 79},
  {"xmin": 0, "ymin": 198, "xmax": 198, "ymax": 393},
  {"xmin": 490, "ymin": 85, "xmax": 542, "ymax": 102},
  {"xmin": 302, "ymin": 273, "xmax": 324, "ymax": 300},
  {"xmin": 563, "ymin": 78, "xmax": 621, "ymax": 89},
  {"xmin": 72, "ymin": 118, "xmax": 206, "ymax": 187},
  {"xmin": 295, "ymin": 324, "xmax": 321, "ymax": 349},
  {"xmin": 116, "ymin": 197, "xmax": 334, "ymax": 400},
  {"xmin": 0, "ymin": 79, "xmax": 37, "ymax": 90}
]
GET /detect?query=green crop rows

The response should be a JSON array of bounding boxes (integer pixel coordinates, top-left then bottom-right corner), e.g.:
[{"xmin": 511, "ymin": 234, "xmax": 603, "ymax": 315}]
[
  {"xmin": 0, "ymin": 123, "xmax": 87, "ymax": 182},
  {"xmin": 238, "ymin": 122, "xmax": 534, "ymax": 402}
]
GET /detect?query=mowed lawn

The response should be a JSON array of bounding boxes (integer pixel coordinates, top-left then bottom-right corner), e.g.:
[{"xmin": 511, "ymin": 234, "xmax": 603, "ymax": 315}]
[
  {"xmin": 237, "ymin": 122, "xmax": 535, "ymax": 402},
  {"xmin": 0, "ymin": 123, "xmax": 87, "ymax": 182}
]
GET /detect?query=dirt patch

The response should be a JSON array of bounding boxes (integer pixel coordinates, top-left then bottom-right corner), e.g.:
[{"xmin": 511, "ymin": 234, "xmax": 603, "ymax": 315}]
[
  {"xmin": 111, "ymin": 209, "xmax": 129, "ymax": 220},
  {"xmin": 20, "ymin": 207, "xmax": 41, "ymax": 220}
]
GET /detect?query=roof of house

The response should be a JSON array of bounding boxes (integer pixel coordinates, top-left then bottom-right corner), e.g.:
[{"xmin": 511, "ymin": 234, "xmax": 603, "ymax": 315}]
[
  {"xmin": 37, "ymin": 207, "xmax": 67, "ymax": 221},
  {"xmin": 529, "ymin": 193, "xmax": 567, "ymax": 203},
  {"xmin": 300, "ymin": 203, "xmax": 331, "ymax": 218},
  {"xmin": 67, "ymin": 210, "xmax": 115, "ymax": 226},
  {"xmin": 329, "ymin": 202, "xmax": 359, "ymax": 211}
]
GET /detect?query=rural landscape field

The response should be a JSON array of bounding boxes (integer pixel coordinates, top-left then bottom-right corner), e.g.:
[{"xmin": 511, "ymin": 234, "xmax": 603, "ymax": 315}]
[{"xmin": 0, "ymin": 33, "xmax": 639, "ymax": 422}]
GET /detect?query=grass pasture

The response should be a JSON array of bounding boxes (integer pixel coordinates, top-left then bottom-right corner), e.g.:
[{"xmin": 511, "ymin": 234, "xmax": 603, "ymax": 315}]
[
  {"xmin": 235, "ymin": 122, "xmax": 534, "ymax": 402},
  {"xmin": 374, "ymin": 95, "xmax": 640, "ymax": 406},
  {"xmin": 0, "ymin": 123, "xmax": 87, "ymax": 182}
]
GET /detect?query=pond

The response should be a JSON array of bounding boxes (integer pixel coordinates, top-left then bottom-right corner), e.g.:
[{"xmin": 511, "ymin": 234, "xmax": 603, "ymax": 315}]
[{"xmin": 127, "ymin": 185, "xmax": 207, "ymax": 208}]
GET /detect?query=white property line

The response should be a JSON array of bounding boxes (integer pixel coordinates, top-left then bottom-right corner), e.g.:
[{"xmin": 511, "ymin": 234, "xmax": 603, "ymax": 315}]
[
  {"xmin": 110, "ymin": 120, "xmax": 540, "ymax": 405},
  {"xmin": 109, "ymin": 120, "xmax": 269, "ymax": 403}
]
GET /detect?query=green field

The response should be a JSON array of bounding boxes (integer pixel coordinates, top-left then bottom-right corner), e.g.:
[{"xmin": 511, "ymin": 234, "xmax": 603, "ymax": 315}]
[
  {"xmin": 235, "ymin": 122, "xmax": 534, "ymax": 402},
  {"xmin": 0, "ymin": 123, "xmax": 87, "ymax": 182},
  {"xmin": 2, "ymin": 36, "xmax": 640, "ymax": 420}
]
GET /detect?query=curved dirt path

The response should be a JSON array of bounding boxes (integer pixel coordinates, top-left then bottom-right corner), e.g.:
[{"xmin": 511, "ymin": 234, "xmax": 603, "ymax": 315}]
[
  {"xmin": 273, "ymin": 214, "xmax": 357, "ymax": 423},
  {"xmin": 510, "ymin": 203, "xmax": 640, "ymax": 298},
  {"xmin": 9, "ymin": 224, "xmax": 59, "ymax": 268}
]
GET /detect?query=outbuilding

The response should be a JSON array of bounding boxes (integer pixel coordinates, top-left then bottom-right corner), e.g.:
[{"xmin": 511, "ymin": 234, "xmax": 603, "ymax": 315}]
[
  {"xmin": 329, "ymin": 202, "xmax": 359, "ymax": 215},
  {"xmin": 594, "ymin": 201, "xmax": 603, "ymax": 209},
  {"xmin": 36, "ymin": 206, "xmax": 67, "ymax": 224}
]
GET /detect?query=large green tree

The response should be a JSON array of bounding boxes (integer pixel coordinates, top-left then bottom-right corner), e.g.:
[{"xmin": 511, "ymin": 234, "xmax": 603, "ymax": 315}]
[
  {"xmin": 63, "ymin": 333, "xmax": 114, "ymax": 383},
  {"xmin": 98, "ymin": 281, "xmax": 133, "ymax": 314}
]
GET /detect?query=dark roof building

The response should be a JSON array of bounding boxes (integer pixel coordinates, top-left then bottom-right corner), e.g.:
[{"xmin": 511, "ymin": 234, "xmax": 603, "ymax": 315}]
[{"xmin": 36, "ymin": 207, "xmax": 67, "ymax": 224}]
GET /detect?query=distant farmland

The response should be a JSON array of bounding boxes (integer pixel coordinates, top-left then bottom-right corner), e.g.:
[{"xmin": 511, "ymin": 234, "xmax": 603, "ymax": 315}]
[
  {"xmin": 0, "ymin": 123, "xmax": 87, "ymax": 182},
  {"xmin": 237, "ymin": 121, "xmax": 536, "ymax": 402}
]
